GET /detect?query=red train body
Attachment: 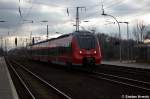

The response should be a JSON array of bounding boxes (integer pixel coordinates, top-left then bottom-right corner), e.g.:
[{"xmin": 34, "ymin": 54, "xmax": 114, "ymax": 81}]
[{"xmin": 28, "ymin": 31, "xmax": 102, "ymax": 66}]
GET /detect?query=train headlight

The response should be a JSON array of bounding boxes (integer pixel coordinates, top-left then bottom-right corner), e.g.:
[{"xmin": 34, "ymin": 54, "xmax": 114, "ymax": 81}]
[
  {"xmin": 94, "ymin": 51, "xmax": 96, "ymax": 54},
  {"xmin": 79, "ymin": 51, "xmax": 82, "ymax": 54}
]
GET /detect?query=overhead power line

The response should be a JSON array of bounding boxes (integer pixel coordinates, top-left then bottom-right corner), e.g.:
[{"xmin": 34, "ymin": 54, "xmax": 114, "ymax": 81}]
[{"xmin": 104, "ymin": 0, "xmax": 127, "ymax": 9}]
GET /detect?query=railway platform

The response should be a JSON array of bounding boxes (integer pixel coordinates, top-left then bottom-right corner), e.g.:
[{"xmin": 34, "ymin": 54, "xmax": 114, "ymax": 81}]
[
  {"xmin": 0, "ymin": 57, "xmax": 19, "ymax": 99},
  {"xmin": 102, "ymin": 60, "xmax": 150, "ymax": 69}
]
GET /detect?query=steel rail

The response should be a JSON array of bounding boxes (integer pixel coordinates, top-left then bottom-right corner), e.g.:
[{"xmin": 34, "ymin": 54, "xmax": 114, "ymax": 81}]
[
  {"xmin": 7, "ymin": 60, "xmax": 35, "ymax": 99},
  {"xmin": 12, "ymin": 60, "xmax": 72, "ymax": 99},
  {"xmin": 93, "ymin": 71, "xmax": 150, "ymax": 91},
  {"xmin": 101, "ymin": 64, "xmax": 150, "ymax": 75}
]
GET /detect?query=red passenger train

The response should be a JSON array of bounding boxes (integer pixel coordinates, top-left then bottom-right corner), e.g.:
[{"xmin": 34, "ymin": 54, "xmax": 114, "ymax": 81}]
[{"xmin": 27, "ymin": 31, "xmax": 102, "ymax": 66}]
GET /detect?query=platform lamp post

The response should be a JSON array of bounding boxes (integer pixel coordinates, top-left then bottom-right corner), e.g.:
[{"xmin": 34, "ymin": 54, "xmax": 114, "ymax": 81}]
[
  {"xmin": 41, "ymin": 20, "xmax": 49, "ymax": 40},
  {"xmin": 101, "ymin": 12, "xmax": 122, "ymax": 62},
  {"xmin": 119, "ymin": 22, "xmax": 129, "ymax": 62}
]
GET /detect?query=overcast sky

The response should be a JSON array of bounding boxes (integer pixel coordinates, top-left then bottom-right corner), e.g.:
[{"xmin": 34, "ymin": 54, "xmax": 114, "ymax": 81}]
[{"xmin": 0, "ymin": 0, "xmax": 150, "ymax": 49}]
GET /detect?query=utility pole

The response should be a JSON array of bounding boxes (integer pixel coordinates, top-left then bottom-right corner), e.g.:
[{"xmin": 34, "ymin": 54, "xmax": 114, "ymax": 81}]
[
  {"xmin": 76, "ymin": 7, "xmax": 79, "ymax": 32},
  {"xmin": 125, "ymin": 22, "xmax": 130, "ymax": 61},
  {"xmin": 30, "ymin": 31, "xmax": 32, "ymax": 44},
  {"xmin": 75, "ymin": 7, "xmax": 86, "ymax": 32},
  {"xmin": 0, "ymin": 37, "xmax": 2, "ymax": 49},
  {"xmin": 4, "ymin": 38, "xmax": 7, "ymax": 55},
  {"xmin": 40, "ymin": 20, "xmax": 48, "ymax": 39},
  {"xmin": 126, "ymin": 22, "xmax": 130, "ymax": 62},
  {"xmin": 47, "ymin": 24, "xmax": 48, "ymax": 39}
]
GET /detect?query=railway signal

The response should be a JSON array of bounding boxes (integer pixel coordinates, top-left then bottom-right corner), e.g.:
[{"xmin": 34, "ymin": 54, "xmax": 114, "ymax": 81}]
[
  {"xmin": 32, "ymin": 37, "xmax": 34, "ymax": 44},
  {"xmin": 15, "ymin": 37, "xmax": 17, "ymax": 46}
]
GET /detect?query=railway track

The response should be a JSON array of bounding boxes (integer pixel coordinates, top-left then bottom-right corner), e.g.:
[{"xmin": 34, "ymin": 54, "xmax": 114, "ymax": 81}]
[
  {"xmin": 7, "ymin": 59, "xmax": 71, "ymax": 99},
  {"xmin": 69, "ymin": 64, "xmax": 150, "ymax": 92},
  {"xmin": 91, "ymin": 71, "xmax": 150, "ymax": 92},
  {"xmin": 94, "ymin": 64, "xmax": 150, "ymax": 92},
  {"xmin": 12, "ymin": 58, "xmax": 150, "ymax": 93},
  {"xmin": 7, "ymin": 58, "xmax": 150, "ymax": 98},
  {"xmin": 100, "ymin": 64, "xmax": 150, "ymax": 78}
]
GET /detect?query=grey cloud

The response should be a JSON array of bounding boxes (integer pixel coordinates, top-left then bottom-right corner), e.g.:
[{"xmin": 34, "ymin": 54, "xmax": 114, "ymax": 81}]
[{"xmin": 0, "ymin": 0, "xmax": 150, "ymax": 38}]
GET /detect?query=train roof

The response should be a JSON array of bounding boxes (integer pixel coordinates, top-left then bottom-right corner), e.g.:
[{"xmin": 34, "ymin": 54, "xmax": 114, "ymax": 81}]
[
  {"xmin": 29, "ymin": 31, "xmax": 94, "ymax": 46},
  {"xmin": 29, "ymin": 33, "xmax": 72, "ymax": 46}
]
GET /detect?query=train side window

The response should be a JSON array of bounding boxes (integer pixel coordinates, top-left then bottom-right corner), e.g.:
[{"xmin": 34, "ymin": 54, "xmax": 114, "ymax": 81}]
[{"xmin": 46, "ymin": 48, "xmax": 49, "ymax": 56}]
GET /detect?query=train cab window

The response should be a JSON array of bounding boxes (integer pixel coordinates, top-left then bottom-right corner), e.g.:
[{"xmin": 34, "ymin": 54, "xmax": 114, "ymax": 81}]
[{"xmin": 76, "ymin": 35, "xmax": 96, "ymax": 50}]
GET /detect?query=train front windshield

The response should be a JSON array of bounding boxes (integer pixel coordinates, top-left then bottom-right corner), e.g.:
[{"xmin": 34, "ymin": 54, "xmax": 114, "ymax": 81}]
[{"xmin": 76, "ymin": 35, "xmax": 96, "ymax": 50}]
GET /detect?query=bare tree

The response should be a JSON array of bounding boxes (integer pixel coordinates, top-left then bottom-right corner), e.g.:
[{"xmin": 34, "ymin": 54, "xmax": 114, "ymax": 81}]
[
  {"xmin": 137, "ymin": 20, "xmax": 147, "ymax": 42},
  {"xmin": 133, "ymin": 27, "xmax": 140, "ymax": 43},
  {"xmin": 133, "ymin": 20, "xmax": 147, "ymax": 43}
]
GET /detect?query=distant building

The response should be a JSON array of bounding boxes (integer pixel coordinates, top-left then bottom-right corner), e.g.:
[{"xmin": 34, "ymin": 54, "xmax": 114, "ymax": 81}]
[
  {"xmin": 144, "ymin": 39, "xmax": 150, "ymax": 44},
  {"xmin": 144, "ymin": 32, "xmax": 150, "ymax": 44}
]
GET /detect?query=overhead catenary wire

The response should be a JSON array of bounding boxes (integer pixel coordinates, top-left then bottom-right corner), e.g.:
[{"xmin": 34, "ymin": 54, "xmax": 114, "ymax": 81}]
[
  {"xmin": 12, "ymin": 1, "xmax": 100, "ymax": 34},
  {"xmin": 21, "ymin": 0, "xmax": 34, "ymax": 25},
  {"xmin": 103, "ymin": 0, "xmax": 127, "ymax": 9},
  {"xmin": 13, "ymin": 0, "xmax": 34, "ymax": 34},
  {"xmin": 1, "ymin": 0, "xmax": 150, "ymax": 37}
]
